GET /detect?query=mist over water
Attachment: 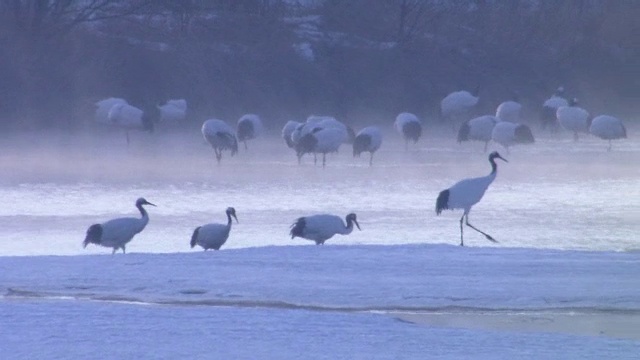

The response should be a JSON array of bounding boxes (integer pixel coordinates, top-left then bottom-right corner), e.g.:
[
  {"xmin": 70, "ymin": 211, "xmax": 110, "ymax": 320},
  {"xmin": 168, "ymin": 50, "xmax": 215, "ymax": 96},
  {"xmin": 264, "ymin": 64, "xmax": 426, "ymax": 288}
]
[{"xmin": 0, "ymin": 123, "xmax": 638, "ymax": 256}]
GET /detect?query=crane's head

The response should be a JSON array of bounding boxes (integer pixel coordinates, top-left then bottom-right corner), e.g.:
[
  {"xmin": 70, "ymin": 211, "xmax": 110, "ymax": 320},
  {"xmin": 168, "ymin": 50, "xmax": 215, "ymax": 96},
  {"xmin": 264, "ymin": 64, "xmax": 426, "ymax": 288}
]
[
  {"xmin": 489, "ymin": 151, "xmax": 508, "ymax": 163},
  {"xmin": 136, "ymin": 198, "xmax": 156, "ymax": 207},
  {"xmin": 226, "ymin": 207, "xmax": 238, "ymax": 223},
  {"xmin": 346, "ymin": 213, "xmax": 361, "ymax": 230}
]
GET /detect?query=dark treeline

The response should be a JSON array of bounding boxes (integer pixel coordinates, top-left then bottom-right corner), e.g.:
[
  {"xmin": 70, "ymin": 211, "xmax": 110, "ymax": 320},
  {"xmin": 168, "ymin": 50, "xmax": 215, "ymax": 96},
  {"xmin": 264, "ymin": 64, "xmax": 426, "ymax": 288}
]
[{"xmin": 0, "ymin": 0, "xmax": 637, "ymax": 130}]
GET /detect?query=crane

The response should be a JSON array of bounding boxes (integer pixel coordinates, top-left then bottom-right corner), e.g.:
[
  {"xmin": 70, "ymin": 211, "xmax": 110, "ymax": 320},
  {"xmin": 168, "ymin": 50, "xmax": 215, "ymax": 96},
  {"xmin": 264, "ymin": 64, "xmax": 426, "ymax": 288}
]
[
  {"xmin": 290, "ymin": 213, "xmax": 361, "ymax": 245},
  {"xmin": 436, "ymin": 152, "xmax": 507, "ymax": 246},
  {"xmin": 83, "ymin": 198, "xmax": 156, "ymax": 254},
  {"xmin": 190, "ymin": 207, "xmax": 238, "ymax": 251}
]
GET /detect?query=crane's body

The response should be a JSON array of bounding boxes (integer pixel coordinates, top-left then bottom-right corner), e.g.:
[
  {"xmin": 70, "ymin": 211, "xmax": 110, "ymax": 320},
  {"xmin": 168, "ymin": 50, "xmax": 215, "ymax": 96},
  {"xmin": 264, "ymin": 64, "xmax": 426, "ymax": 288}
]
[
  {"xmin": 295, "ymin": 127, "xmax": 345, "ymax": 167},
  {"xmin": 394, "ymin": 113, "xmax": 422, "ymax": 150},
  {"xmin": 496, "ymin": 100, "xmax": 522, "ymax": 123},
  {"xmin": 158, "ymin": 99, "xmax": 187, "ymax": 123},
  {"xmin": 440, "ymin": 89, "xmax": 479, "ymax": 130},
  {"xmin": 282, "ymin": 120, "xmax": 302, "ymax": 148},
  {"xmin": 457, "ymin": 115, "xmax": 498, "ymax": 152},
  {"xmin": 491, "ymin": 121, "xmax": 534, "ymax": 153},
  {"xmin": 290, "ymin": 213, "xmax": 361, "ymax": 245},
  {"xmin": 107, "ymin": 103, "xmax": 155, "ymax": 145},
  {"xmin": 83, "ymin": 198, "xmax": 155, "ymax": 254},
  {"xmin": 589, "ymin": 115, "xmax": 627, "ymax": 151},
  {"xmin": 557, "ymin": 99, "xmax": 590, "ymax": 141},
  {"xmin": 541, "ymin": 87, "xmax": 568, "ymax": 131},
  {"xmin": 353, "ymin": 126, "xmax": 383, "ymax": 166},
  {"xmin": 237, "ymin": 114, "xmax": 263, "ymax": 150},
  {"xmin": 95, "ymin": 97, "xmax": 127, "ymax": 125},
  {"xmin": 202, "ymin": 119, "xmax": 239, "ymax": 164},
  {"xmin": 191, "ymin": 207, "xmax": 238, "ymax": 251}
]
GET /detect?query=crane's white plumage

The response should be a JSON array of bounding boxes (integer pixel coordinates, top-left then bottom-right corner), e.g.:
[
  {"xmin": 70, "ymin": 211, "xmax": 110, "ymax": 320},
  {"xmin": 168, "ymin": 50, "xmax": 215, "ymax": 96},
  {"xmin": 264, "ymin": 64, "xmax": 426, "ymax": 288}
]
[
  {"xmin": 394, "ymin": 112, "xmax": 422, "ymax": 150},
  {"xmin": 457, "ymin": 115, "xmax": 498, "ymax": 152},
  {"xmin": 436, "ymin": 152, "xmax": 507, "ymax": 246},
  {"xmin": 556, "ymin": 98, "xmax": 590, "ymax": 141},
  {"xmin": 95, "ymin": 97, "xmax": 127, "ymax": 125},
  {"xmin": 495, "ymin": 100, "xmax": 522, "ymax": 123},
  {"xmin": 237, "ymin": 114, "xmax": 264, "ymax": 150},
  {"xmin": 491, "ymin": 121, "xmax": 535, "ymax": 153},
  {"xmin": 190, "ymin": 207, "xmax": 238, "ymax": 251},
  {"xmin": 290, "ymin": 213, "xmax": 361, "ymax": 245},
  {"xmin": 301, "ymin": 116, "xmax": 353, "ymax": 144},
  {"xmin": 353, "ymin": 126, "xmax": 383, "ymax": 166},
  {"xmin": 440, "ymin": 89, "xmax": 480, "ymax": 128},
  {"xmin": 282, "ymin": 121, "xmax": 302, "ymax": 148},
  {"xmin": 83, "ymin": 197, "xmax": 155, "ymax": 254},
  {"xmin": 589, "ymin": 115, "xmax": 627, "ymax": 151},
  {"xmin": 201, "ymin": 119, "xmax": 238, "ymax": 164},
  {"xmin": 295, "ymin": 127, "xmax": 345, "ymax": 167},
  {"xmin": 107, "ymin": 103, "xmax": 155, "ymax": 144},
  {"xmin": 541, "ymin": 87, "xmax": 568, "ymax": 131},
  {"xmin": 157, "ymin": 99, "xmax": 187, "ymax": 123},
  {"xmin": 292, "ymin": 116, "xmax": 352, "ymax": 166}
]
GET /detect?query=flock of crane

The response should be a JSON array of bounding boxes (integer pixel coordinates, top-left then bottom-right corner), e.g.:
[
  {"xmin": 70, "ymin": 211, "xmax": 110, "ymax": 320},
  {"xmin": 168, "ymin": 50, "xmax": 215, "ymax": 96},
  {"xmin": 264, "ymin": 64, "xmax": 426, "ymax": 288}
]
[
  {"xmin": 85, "ymin": 87, "xmax": 630, "ymax": 253},
  {"xmin": 95, "ymin": 86, "xmax": 627, "ymax": 168}
]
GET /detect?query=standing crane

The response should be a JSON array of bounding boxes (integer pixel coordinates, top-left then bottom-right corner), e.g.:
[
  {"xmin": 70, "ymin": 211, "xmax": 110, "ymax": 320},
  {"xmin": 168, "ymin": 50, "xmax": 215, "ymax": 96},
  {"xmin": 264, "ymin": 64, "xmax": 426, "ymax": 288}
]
[
  {"xmin": 201, "ymin": 119, "xmax": 239, "ymax": 164},
  {"xmin": 394, "ymin": 112, "xmax": 422, "ymax": 151},
  {"xmin": 589, "ymin": 115, "xmax": 627, "ymax": 151},
  {"xmin": 190, "ymin": 207, "xmax": 238, "ymax": 251},
  {"xmin": 353, "ymin": 126, "xmax": 383, "ymax": 166},
  {"xmin": 436, "ymin": 152, "xmax": 507, "ymax": 246},
  {"xmin": 457, "ymin": 115, "xmax": 498, "ymax": 152},
  {"xmin": 237, "ymin": 114, "xmax": 264, "ymax": 150},
  {"xmin": 83, "ymin": 197, "xmax": 156, "ymax": 254}
]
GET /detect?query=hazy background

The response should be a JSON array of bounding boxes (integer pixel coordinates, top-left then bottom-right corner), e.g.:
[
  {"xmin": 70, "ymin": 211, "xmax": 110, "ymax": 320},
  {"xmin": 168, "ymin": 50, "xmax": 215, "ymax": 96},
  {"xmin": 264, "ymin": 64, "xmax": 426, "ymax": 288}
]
[{"xmin": 0, "ymin": 0, "xmax": 638, "ymax": 131}]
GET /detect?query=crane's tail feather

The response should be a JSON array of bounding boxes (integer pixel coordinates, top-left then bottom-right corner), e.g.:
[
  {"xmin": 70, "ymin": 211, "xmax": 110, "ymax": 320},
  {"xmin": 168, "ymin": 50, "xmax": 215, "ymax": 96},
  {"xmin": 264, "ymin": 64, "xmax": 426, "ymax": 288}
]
[
  {"xmin": 190, "ymin": 227, "xmax": 201, "ymax": 248},
  {"xmin": 436, "ymin": 189, "xmax": 450, "ymax": 215},
  {"xmin": 289, "ymin": 217, "xmax": 305, "ymax": 239},
  {"xmin": 83, "ymin": 224, "xmax": 103, "ymax": 248}
]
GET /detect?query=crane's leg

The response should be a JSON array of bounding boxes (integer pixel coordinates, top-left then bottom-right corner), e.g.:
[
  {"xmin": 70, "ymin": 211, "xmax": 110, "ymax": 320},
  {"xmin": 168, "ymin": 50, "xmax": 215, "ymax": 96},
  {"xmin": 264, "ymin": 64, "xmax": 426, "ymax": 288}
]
[
  {"xmin": 459, "ymin": 215, "xmax": 465, "ymax": 246},
  {"xmin": 215, "ymin": 149, "xmax": 222, "ymax": 164},
  {"xmin": 405, "ymin": 139, "xmax": 409, "ymax": 152},
  {"xmin": 465, "ymin": 214, "xmax": 498, "ymax": 243},
  {"xmin": 608, "ymin": 140, "xmax": 612, "ymax": 152},
  {"xmin": 369, "ymin": 152, "xmax": 373, "ymax": 167},
  {"xmin": 322, "ymin": 153, "xmax": 326, "ymax": 168},
  {"xmin": 126, "ymin": 131, "xmax": 130, "ymax": 146},
  {"xmin": 112, "ymin": 248, "xmax": 117, "ymax": 255},
  {"xmin": 244, "ymin": 140, "xmax": 248, "ymax": 150},
  {"xmin": 122, "ymin": 245, "xmax": 126, "ymax": 254},
  {"xmin": 314, "ymin": 153, "xmax": 318, "ymax": 165}
]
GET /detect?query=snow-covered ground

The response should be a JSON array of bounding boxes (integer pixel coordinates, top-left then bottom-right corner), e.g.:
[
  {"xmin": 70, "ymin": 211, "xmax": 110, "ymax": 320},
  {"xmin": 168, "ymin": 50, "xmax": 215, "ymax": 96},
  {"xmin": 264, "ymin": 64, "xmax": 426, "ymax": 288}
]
[
  {"xmin": 0, "ymin": 127, "xmax": 639, "ymax": 358},
  {"xmin": 2, "ymin": 245, "xmax": 640, "ymax": 359}
]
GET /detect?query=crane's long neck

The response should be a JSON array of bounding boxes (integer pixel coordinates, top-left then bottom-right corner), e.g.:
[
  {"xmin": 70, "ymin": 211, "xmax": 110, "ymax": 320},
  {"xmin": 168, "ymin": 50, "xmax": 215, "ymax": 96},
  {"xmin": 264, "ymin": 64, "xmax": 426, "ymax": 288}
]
[
  {"xmin": 486, "ymin": 157, "xmax": 499, "ymax": 184},
  {"xmin": 226, "ymin": 212, "xmax": 233, "ymax": 230},
  {"xmin": 137, "ymin": 204, "xmax": 150, "ymax": 226},
  {"xmin": 340, "ymin": 218, "xmax": 355, "ymax": 235}
]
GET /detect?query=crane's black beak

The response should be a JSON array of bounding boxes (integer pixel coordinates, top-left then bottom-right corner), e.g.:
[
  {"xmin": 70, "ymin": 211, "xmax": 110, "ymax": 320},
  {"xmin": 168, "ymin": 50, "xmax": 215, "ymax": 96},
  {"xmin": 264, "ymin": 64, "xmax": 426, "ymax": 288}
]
[
  {"xmin": 354, "ymin": 219, "xmax": 361, "ymax": 231},
  {"xmin": 232, "ymin": 213, "xmax": 239, "ymax": 223},
  {"xmin": 145, "ymin": 201, "xmax": 157, "ymax": 207},
  {"xmin": 497, "ymin": 154, "xmax": 508, "ymax": 163}
]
